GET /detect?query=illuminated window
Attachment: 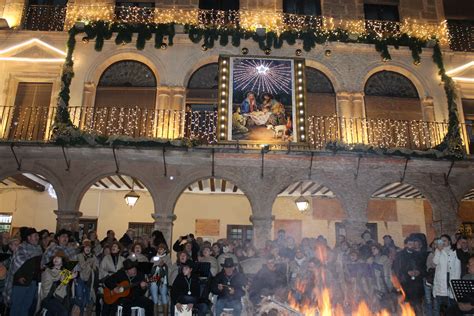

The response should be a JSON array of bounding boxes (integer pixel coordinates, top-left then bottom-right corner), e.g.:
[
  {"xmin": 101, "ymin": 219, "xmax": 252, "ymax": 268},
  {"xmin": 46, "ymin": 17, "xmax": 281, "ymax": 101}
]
[
  {"xmin": 129, "ymin": 222, "xmax": 154, "ymax": 237},
  {"xmin": 0, "ymin": 213, "xmax": 13, "ymax": 233}
]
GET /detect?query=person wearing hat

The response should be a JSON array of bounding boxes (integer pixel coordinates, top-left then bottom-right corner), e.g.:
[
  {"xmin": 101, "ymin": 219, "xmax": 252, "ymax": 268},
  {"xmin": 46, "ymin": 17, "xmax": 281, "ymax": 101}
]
[
  {"xmin": 249, "ymin": 256, "xmax": 287, "ymax": 305},
  {"xmin": 76, "ymin": 239, "xmax": 99, "ymax": 315},
  {"xmin": 41, "ymin": 229, "xmax": 78, "ymax": 268},
  {"xmin": 103, "ymin": 258, "xmax": 153, "ymax": 316},
  {"xmin": 40, "ymin": 250, "xmax": 76, "ymax": 316},
  {"xmin": 211, "ymin": 258, "xmax": 247, "ymax": 316},
  {"xmin": 170, "ymin": 260, "xmax": 208, "ymax": 316},
  {"xmin": 5, "ymin": 227, "xmax": 43, "ymax": 316}
]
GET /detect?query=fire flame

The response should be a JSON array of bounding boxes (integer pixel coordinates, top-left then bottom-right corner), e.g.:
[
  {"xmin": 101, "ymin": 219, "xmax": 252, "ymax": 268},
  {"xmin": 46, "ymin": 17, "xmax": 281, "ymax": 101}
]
[{"xmin": 287, "ymin": 275, "xmax": 416, "ymax": 315}]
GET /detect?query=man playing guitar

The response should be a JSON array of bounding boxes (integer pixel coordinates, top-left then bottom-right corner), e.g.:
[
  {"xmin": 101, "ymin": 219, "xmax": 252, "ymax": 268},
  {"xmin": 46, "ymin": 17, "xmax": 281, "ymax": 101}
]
[{"xmin": 103, "ymin": 259, "xmax": 154, "ymax": 316}]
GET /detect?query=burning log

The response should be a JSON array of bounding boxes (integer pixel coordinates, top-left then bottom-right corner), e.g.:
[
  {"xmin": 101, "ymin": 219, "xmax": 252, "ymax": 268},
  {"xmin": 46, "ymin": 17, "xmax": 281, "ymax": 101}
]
[{"xmin": 257, "ymin": 296, "xmax": 304, "ymax": 316}]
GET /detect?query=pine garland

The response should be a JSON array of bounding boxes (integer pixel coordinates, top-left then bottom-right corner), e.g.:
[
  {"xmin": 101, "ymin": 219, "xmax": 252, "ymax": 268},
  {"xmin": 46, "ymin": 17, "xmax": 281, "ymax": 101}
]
[
  {"xmin": 431, "ymin": 43, "xmax": 465, "ymax": 158},
  {"xmin": 53, "ymin": 21, "xmax": 464, "ymax": 158}
]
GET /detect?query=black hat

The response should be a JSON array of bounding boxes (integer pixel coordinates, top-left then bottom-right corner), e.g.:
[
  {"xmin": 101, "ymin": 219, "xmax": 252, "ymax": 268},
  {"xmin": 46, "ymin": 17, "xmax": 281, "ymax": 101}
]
[
  {"xmin": 123, "ymin": 259, "xmax": 138, "ymax": 270},
  {"xmin": 182, "ymin": 259, "xmax": 194, "ymax": 269},
  {"xmin": 221, "ymin": 257, "xmax": 236, "ymax": 268},
  {"xmin": 55, "ymin": 229, "xmax": 71, "ymax": 239},
  {"xmin": 26, "ymin": 227, "xmax": 38, "ymax": 237}
]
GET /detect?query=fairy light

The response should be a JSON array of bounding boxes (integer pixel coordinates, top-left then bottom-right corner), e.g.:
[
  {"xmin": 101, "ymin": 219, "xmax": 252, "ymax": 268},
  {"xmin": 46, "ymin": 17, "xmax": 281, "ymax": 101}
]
[{"xmin": 217, "ymin": 56, "xmax": 230, "ymax": 141}]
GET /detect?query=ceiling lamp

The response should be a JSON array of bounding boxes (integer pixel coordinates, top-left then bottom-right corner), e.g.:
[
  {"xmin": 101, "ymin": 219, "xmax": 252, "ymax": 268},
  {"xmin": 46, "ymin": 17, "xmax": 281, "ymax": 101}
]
[
  {"xmin": 124, "ymin": 178, "xmax": 140, "ymax": 207},
  {"xmin": 295, "ymin": 195, "xmax": 310, "ymax": 212}
]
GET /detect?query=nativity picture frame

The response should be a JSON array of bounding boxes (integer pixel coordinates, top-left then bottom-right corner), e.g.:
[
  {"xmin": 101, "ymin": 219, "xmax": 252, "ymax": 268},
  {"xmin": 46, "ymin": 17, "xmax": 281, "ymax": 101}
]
[{"xmin": 216, "ymin": 55, "xmax": 307, "ymax": 144}]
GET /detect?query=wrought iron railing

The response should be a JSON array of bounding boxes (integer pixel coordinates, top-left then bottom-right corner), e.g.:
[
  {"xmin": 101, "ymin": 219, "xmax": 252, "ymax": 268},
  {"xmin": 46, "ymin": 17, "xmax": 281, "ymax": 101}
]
[
  {"xmin": 22, "ymin": 5, "xmax": 67, "ymax": 31},
  {"xmin": 1, "ymin": 105, "xmax": 472, "ymax": 153},
  {"xmin": 447, "ymin": 20, "xmax": 474, "ymax": 52}
]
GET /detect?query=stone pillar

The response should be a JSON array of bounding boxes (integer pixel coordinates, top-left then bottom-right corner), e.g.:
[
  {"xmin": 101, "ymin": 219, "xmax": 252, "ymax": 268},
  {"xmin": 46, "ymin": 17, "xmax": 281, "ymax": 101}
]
[
  {"xmin": 151, "ymin": 213, "xmax": 176, "ymax": 247},
  {"xmin": 336, "ymin": 92, "xmax": 351, "ymax": 118},
  {"xmin": 157, "ymin": 86, "xmax": 171, "ymax": 110},
  {"xmin": 421, "ymin": 97, "xmax": 435, "ymax": 122},
  {"xmin": 54, "ymin": 210, "xmax": 83, "ymax": 233},
  {"xmin": 341, "ymin": 219, "xmax": 368, "ymax": 244},
  {"xmin": 351, "ymin": 92, "xmax": 366, "ymax": 143},
  {"xmin": 170, "ymin": 87, "xmax": 186, "ymax": 111},
  {"xmin": 250, "ymin": 215, "xmax": 274, "ymax": 249}
]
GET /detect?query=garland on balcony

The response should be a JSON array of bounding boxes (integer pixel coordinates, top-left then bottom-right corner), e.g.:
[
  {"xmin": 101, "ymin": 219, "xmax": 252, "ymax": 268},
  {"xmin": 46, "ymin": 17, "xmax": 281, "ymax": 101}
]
[
  {"xmin": 53, "ymin": 21, "xmax": 462, "ymax": 158},
  {"xmin": 431, "ymin": 43, "xmax": 465, "ymax": 159},
  {"xmin": 185, "ymin": 25, "xmax": 427, "ymax": 62}
]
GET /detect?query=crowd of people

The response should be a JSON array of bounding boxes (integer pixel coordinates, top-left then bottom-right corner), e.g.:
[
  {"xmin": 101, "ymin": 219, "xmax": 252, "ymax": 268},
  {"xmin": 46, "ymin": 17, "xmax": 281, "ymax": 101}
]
[{"xmin": 0, "ymin": 226, "xmax": 473, "ymax": 316}]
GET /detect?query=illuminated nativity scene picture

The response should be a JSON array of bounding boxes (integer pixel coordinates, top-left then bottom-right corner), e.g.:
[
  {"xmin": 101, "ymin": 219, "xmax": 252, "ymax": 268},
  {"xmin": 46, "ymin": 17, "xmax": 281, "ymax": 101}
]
[{"xmin": 228, "ymin": 57, "xmax": 298, "ymax": 142}]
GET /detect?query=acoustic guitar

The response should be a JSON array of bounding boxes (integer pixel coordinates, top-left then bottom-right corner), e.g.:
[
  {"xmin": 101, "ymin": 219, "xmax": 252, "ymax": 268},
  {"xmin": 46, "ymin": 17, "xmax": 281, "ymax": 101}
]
[{"xmin": 103, "ymin": 275, "xmax": 159, "ymax": 305}]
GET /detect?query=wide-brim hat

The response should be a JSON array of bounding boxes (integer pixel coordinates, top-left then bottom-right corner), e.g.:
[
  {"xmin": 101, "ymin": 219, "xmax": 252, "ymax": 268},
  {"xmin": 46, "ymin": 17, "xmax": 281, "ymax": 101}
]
[
  {"xmin": 123, "ymin": 259, "xmax": 138, "ymax": 270},
  {"xmin": 55, "ymin": 229, "xmax": 72, "ymax": 239},
  {"xmin": 221, "ymin": 257, "xmax": 236, "ymax": 268}
]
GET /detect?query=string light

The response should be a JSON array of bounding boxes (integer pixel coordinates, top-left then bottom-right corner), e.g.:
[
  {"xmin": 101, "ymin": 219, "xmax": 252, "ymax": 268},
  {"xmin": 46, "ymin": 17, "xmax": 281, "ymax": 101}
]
[{"xmin": 58, "ymin": 6, "xmax": 448, "ymax": 43}]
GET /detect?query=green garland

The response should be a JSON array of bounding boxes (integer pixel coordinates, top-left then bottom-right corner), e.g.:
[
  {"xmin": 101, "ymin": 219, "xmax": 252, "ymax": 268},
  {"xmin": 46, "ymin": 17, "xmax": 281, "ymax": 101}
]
[
  {"xmin": 431, "ymin": 43, "xmax": 464, "ymax": 158},
  {"xmin": 53, "ymin": 21, "xmax": 463, "ymax": 158}
]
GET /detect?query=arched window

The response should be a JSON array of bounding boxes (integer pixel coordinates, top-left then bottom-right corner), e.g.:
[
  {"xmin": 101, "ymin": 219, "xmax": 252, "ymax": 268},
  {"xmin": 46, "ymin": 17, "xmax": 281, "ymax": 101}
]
[
  {"xmin": 186, "ymin": 63, "xmax": 219, "ymax": 110},
  {"xmin": 283, "ymin": 0, "xmax": 321, "ymax": 16},
  {"xmin": 364, "ymin": 71, "xmax": 421, "ymax": 121},
  {"xmin": 305, "ymin": 67, "xmax": 336, "ymax": 116},
  {"xmin": 93, "ymin": 60, "xmax": 157, "ymax": 137},
  {"xmin": 199, "ymin": 0, "xmax": 239, "ymax": 11}
]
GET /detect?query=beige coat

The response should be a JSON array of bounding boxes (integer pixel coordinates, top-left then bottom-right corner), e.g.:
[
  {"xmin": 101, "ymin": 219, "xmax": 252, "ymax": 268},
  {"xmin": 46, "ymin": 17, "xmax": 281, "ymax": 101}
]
[
  {"xmin": 41, "ymin": 268, "xmax": 67, "ymax": 301},
  {"xmin": 99, "ymin": 255, "xmax": 124, "ymax": 280}
]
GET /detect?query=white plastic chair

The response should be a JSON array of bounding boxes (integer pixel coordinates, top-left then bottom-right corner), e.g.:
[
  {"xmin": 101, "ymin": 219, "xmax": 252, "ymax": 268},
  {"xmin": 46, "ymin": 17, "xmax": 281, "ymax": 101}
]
[{"xmin": 116, "ymin": 305, "xmax": 145, "ymax": 316}]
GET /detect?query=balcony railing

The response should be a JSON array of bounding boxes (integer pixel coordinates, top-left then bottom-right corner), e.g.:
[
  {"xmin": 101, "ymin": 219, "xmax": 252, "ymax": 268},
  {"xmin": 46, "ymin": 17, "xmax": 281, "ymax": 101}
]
[
  {"xmin": 0, "ymin": 105, "xmax": 470, "ymax": 154},
  {"xmin": 22, "ymin": 5, "xmax": 67, "ymax": 31}
]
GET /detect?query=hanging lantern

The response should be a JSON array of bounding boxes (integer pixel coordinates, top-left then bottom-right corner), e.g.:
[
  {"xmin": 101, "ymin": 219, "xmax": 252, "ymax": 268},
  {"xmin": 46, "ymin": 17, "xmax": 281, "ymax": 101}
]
[
  {"xmin": 295, "ymin": 196, "xmax": 309, "ymax": 212},
  {"xmin": 124, "ymin": 189, "xmax": 140, "ymax": 207}
]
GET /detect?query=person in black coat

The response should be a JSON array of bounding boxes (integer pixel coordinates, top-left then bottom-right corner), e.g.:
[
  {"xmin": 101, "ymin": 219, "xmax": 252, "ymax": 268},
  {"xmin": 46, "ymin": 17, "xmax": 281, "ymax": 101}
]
[
  {"xmin": 119, "ymin": 229, "xmax": 135, "ymax": 250},
  {"xmin": 170, "ymin": 260, "xmax": 208, "ymax": 316},
  {"xmin": 103, "ymin": 259, "xmax": 153, "ymax": 316},
  {"xmin": 249, "ymin": 256, "xmax": 287, "ymax": 305},
  {"xmin": 211, "ymin": 258, "xmax": 247, "ymax": 316},
  {"xmin": 392, "ymin": 236, "xmax": 426, "ymax": 314},
  {"xmin": 172, "ymin": 234, "xmax": 200, "ymax": 262}
]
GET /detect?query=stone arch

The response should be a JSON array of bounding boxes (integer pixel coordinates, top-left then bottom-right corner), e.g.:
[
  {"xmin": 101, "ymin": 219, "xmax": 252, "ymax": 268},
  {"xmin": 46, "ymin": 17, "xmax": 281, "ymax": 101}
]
[
  {"xmin": 363, "ymin": 67, "xmax": 424, "ymax": 121},
  {"xmin": 368, "ymin": 180, "xmax": 437, "ymax": 243},
  {"xmin": 85, "ymin": 50, "xmax": 162, "ymax": 86},
  {"xmin": 171, "ymin": 173, "xmax": 254, "ymax": 243},
  {"xmin": 163, "ymin": 168, "xmax": 257, "ymax": 215},
  {"xmin": 98, "ymin": 60, "xmax": 157, "ymax": 88},
  {"xmin": 305, "ymin": 66, "xmax": 337, "ymax": 116},
  {"xmin": 182, "ymin": 55, "xmax": 220, "ymax": 88},
  {"xmin": 272, "ymin": 178, "xmax": 347, "ymax": 244},
  {"xmin": 69, "ymin": 165, "xmax": 160, "ymax": 214},
  {"xmin": 0, "ymin": 168, "xmax": 62, "ymax": 232},
  {"xmin": 185, "ymin": 62, "xmax": 219, "ymax": 109},
  {"xmin": 304, "ymin": 59, "xmax": 342, "ymax": 93},
  {"xmin": 0, "ymin": 163, "xmax": 65, "ymax": 208},
  {"xmin": 361, "ymin": 63, "xmax": 430, "ymax": 99},
  {"xmin": 457, "ymin": 186, "xmax": 474, "ymax": 228}
]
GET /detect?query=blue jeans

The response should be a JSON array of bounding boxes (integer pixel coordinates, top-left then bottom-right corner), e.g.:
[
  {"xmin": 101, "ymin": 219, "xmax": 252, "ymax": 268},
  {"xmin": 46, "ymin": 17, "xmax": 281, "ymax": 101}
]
[
  {"xmin": 150, "ymin": 282, "xmax": 169, "ymax": 305},
  {"xmin": 11, "ymin": 281, "xmax": 38, "ymax": 316},
  {"xmin": 433, "ymin": 295, "xmax": 455, "ymax": 316},
  {"xmin": 215, "ymin": 297, "xmax": 242, "ymax": 316}
]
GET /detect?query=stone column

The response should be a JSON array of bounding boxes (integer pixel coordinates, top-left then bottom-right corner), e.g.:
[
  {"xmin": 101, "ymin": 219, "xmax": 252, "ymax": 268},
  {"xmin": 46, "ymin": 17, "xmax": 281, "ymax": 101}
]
[
  {"xmin": 54, "ymin": 210, "xmax": 83, "ymax": 233},
  {"xmin": 170, "ymin": 87, "xmax": 186, "ymax": 111},
  {"xmin": 250, "ymin": 215, "xmax": 274, "ymax": 249},
  {"xmin": 336, "ymin": 92, "xmax": 351, "ymax": 118},
  {"xmin": 157, "ymin": 86, "xmax": 171, "ymax": 110},
  {"xmin": 151, "ymin": 213, "xmax": 176, "ymax": 247},
  {"xmin": 421, "ymin": 97, "xmax": 435, "ymax": 122},
  {"xmin": 351, "ymin": 92, "xmax": 366, "ymax": 143}
]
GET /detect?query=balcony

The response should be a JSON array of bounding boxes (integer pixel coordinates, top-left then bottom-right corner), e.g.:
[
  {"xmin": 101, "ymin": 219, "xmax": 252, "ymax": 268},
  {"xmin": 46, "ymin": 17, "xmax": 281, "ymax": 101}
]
[
  {"xmin": 1, "ymin": 105, "xmax": 471, "ymax": 154},
  {"xmin": 22, "ymin": 5, "xmax": 67, "ymax": 31}
]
